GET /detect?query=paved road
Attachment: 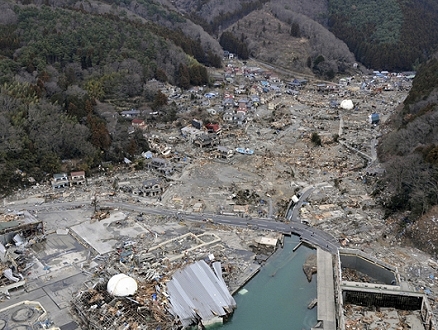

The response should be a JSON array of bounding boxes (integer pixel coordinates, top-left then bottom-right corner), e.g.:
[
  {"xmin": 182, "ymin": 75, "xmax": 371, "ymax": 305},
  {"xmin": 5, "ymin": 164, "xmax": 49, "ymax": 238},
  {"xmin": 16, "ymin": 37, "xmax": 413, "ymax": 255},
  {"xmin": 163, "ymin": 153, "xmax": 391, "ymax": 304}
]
[
  {"xmin": 21, "ymin": 194, "xmax": 340, "ymax": 254},
  {"xmin": 288, "ymin": 185, "xmax": 315, "ymax": 222},
  {"xmin": 284, "ymin": 184, "xmax": 339, "ymax": 254},
  {"xmin": 105, "ymin": 194, "xmax": 340, "ymax": 254}
]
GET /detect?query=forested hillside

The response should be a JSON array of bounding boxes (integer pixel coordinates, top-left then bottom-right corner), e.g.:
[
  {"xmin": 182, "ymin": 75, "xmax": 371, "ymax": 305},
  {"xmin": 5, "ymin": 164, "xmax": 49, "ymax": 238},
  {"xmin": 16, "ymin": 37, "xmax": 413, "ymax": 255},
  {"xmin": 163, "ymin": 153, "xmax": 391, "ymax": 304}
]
[
  {"xmin": 173, "ymin": 0, "xmax": 356, "ymax": 76},
  {"xmin": 328, "ymin": 0, "xmax": 438, "ymax": 71},
  {"xmin": 175, "ymin": 0, "xmax": 438, "ymax": 72},
  {"xmin": 218, "ymin": 9, "xmax": 355, "ymax": 78},
  {"xmin": 0, "ymin": 2, "xmax": 220, "ymax": 196},
  {"xmin": 377, "ymin": 53, "xmax": 438, "ymax": 254}
]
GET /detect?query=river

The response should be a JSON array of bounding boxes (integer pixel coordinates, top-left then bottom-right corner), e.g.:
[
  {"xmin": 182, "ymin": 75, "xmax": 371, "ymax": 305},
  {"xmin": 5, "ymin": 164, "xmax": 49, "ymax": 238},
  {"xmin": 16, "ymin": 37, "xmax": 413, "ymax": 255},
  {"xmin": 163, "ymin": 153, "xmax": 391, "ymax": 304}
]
[{"xmin": 220, "ymin": 236, "xmax": 318, "ymax": 330}]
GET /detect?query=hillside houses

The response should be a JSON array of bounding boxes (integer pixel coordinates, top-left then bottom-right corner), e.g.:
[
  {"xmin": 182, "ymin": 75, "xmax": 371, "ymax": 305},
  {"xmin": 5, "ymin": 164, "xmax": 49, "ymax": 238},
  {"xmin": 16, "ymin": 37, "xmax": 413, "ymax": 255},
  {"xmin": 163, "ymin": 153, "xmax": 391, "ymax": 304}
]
[{"xmin": 120, "ymin": 109, "xmax": 141, "ymax": 118}]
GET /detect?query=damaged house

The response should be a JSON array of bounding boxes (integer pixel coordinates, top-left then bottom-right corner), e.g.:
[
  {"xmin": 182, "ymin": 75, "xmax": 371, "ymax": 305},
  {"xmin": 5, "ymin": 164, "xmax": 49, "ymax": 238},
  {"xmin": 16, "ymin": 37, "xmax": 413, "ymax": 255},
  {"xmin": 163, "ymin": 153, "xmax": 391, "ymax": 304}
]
[
  {"xmin": 148, "ymin": 157, "xmax": 174, "ymax": 176},
  {"xmin": 70, "ymin": 171, "xmax": 86, "ymax": 186},
  {"xmin": 140, "ymin": 178, "xmax": 165, "ymax": 197},
  {"xmin": 52, "ymin": 173, "xmax": 69, "ymax": 189},
  {"xmin": 194, "ymin": 133, "xmax": 219, "ymax": 149},
  {"xmin": 214, "ymin": 146, "xmax": 234, "ymax": 159}
]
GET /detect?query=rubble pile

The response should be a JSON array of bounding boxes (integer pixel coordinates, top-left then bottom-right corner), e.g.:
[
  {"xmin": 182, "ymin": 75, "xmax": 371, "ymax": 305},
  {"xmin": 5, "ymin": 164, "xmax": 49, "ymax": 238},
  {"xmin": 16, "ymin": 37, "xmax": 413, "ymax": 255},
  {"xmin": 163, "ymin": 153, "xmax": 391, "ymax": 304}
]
[
  {"xmin": 341, "ymin": 268, "xmax": 374, "ymax": 283},
  {"xmin": 0, "ymin": 211, "xmax": 46, "ymax": 300},
  {"xmin": 294, "ymin": 181, "xmax": 385, "ymax": 247},
  {"xmin": 74, "ymin": 250, "xmax": 197, "ymax": 329},
  {"xmin": 343, "ymin": 305, "xmax": 424, "ymax": 330},
  {"xmin": 72, "ymin": 223, "xmax": 273, "ymax": 329},
  {"xmin": 73, "ymin": 282, "xmax": 176, "ymax": 330}
]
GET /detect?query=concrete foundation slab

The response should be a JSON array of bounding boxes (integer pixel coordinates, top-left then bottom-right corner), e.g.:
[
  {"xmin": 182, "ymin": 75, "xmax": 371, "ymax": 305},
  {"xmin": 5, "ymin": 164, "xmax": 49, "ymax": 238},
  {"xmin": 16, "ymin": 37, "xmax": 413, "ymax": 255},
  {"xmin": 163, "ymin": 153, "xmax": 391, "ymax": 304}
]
[
  {"xmin": 31, "ymin": 233, "xmax": 88, "ymax": 277},
  {"xmin": 70, "ymin": 211, "xmax": 149, "ymax": 254}
]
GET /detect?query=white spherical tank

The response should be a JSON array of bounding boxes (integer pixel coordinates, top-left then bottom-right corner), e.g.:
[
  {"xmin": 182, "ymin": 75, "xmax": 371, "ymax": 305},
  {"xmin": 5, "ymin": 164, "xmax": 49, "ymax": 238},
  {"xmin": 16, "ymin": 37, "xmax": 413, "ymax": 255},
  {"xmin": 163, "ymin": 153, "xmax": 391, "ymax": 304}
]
[
  {"xmin": 340, "ymin": 99, "xmax": 354, "ymax": 110},
  {"xmin": 107, "ymin": 274, "xmax": 138, "ymax": 297}
]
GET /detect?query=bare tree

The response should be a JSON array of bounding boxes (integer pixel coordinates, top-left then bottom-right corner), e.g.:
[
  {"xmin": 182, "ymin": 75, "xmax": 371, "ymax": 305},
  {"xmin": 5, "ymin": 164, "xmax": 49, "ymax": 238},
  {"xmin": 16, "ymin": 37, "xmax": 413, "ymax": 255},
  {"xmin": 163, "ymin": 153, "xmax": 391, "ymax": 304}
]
[{"xmin": 116, "ymin": 73, "xmax": 143, "ymax": 98}]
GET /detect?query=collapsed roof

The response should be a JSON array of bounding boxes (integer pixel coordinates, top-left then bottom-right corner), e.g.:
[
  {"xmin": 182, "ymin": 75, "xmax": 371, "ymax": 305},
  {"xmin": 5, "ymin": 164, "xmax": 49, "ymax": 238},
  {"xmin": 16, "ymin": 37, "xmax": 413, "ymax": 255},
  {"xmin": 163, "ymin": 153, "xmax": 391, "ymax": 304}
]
[{"xmin": 167, "ymin": 260, "xmax": 236, "ymax": 327}]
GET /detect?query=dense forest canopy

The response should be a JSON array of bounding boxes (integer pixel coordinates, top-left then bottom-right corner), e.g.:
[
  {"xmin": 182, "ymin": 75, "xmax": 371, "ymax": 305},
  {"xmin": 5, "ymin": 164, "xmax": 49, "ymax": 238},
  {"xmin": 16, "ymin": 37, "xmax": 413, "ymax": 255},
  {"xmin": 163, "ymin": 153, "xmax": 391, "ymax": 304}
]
[
  {"xmin": 2, "ymin": 5, "xmax": 220, "ymax": 82},
  {"xmin": 219, "ymin": 31, "xmax": 249, "ymax": 60},
  {"xmin": 188, "ymin": 0, "xmax": 270, "ymax": 35},
  {"xmin": 403, "ymin": 58, "xmax": 438, "ymax": 112},
  {"xmin": 328, "ymin": 0, "xmax": 438, "ymax": 71}
]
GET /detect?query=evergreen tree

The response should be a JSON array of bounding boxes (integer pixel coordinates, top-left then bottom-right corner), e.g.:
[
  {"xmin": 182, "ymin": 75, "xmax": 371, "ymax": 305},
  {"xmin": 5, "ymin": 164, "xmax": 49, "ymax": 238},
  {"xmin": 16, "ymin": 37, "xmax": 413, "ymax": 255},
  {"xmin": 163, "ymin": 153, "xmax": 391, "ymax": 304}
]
[
  {"xmin": 177, "ymin": 64, "xmax": 190, "ymax": 89},
  {"xmin": 290, "ymin": 22, "xmax": 301, "ymax": 38}
]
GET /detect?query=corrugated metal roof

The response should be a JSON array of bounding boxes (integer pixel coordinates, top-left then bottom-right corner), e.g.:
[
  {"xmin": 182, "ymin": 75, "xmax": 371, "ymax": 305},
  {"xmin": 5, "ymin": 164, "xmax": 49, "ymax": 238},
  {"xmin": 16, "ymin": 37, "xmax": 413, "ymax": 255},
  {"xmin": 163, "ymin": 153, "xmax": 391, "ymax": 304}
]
[{"xmin": 167, "ymin": 260, "xmax": 236, "ymax": 327}]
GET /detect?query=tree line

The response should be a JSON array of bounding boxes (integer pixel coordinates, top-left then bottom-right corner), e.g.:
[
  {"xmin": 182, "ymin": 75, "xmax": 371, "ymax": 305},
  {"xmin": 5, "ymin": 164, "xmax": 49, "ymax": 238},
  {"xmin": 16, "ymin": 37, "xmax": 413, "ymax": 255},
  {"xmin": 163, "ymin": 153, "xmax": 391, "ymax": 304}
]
[{"xmin": 219, "ymin": 31, "xmax": 249, "ymax": 60}]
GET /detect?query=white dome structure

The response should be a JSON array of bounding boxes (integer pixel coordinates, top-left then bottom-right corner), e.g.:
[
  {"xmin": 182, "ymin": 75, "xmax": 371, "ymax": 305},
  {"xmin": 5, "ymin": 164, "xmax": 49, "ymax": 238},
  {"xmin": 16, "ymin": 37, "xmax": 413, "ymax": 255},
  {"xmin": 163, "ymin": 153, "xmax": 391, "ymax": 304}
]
[
  {"xmin": 107, "ymin": 274, "xmax": 138, "ymax": 297},
  {"xmin": 340, "ymin": 99, "xmax": 354, "ymax": 110}
]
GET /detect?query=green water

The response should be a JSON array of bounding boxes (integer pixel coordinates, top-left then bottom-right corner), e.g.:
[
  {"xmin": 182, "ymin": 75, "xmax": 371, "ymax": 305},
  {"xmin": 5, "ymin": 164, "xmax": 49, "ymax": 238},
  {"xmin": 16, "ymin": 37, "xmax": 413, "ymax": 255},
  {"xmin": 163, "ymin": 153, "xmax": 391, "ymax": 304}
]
[{"xmin": 221, "ymin": 236, "xmax": 317, "ymax": 330}]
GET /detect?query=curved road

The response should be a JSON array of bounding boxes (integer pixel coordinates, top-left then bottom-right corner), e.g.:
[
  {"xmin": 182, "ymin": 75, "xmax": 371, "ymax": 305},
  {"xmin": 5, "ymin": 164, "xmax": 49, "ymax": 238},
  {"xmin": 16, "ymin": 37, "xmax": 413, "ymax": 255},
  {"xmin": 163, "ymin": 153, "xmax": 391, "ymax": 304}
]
[
  {"xmin": 25, "ymin": 192, "xmax": 340, "ymax": 254},
  {"xmin": 284, "ymin": 184, "xmax": 340, "ymax": 254}
]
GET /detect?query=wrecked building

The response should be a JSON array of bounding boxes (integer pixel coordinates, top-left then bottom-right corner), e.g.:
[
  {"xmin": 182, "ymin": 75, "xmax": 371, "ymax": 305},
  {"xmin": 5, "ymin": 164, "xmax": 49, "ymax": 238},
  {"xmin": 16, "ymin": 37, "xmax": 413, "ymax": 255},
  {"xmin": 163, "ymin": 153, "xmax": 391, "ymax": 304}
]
[
  {"xmin": 337, "ymin": 249, "xmax": 436, "ymax": 330},
  {"xmin": 167, "ymin": 260, "xmax": 236, "ymax": 327},
  {"xmin": 51, "ymin": 173, "xmax": 69, "ymax": 189},
  {"xmin": 142, "ymin": 178, "xmax": 164, "ymax": 197},
  {"xmin": 0, "ymin": 211, "xmax": 45, "ymax": 297},
  {"xmin": 194, "ymin": 133, "xmax": 219, "ymax": 149},
  {"xmin": 72, "ymin": 231, "xmax": 238, "ymax": 329},
  {"xmin": 214, "ymin": 145, "xmax": 234, "ymax": 159},
  {"xmin": 140, "ymin": 178, "xmax": 164, "ymax": 197},
  {"xmin": 148, "ymin": 157, "xmax": 174, "ymax": 175},
  {"xmin": 70, "ymin": 171, "xmax": 86, "ymax": 186},
  {"xmin": 0, "ymin": 211, "xmax": 44, "ymax": 248}
]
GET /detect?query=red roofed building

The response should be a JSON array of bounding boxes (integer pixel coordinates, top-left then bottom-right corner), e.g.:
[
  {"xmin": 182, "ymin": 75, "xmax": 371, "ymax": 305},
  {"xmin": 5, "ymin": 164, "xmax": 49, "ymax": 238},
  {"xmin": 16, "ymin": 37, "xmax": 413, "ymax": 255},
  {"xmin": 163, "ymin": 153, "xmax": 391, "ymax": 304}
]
[
  {"xmin": 205, "ymin": 123, "xmax": 221, "ymax": 134},
  {"xmin": 70, "ymin": 171, "xmax": 86, "ymax": 186},
  {"xmin": 132, "ymin": 118, "xmax": 146, "ymax": 130}
]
